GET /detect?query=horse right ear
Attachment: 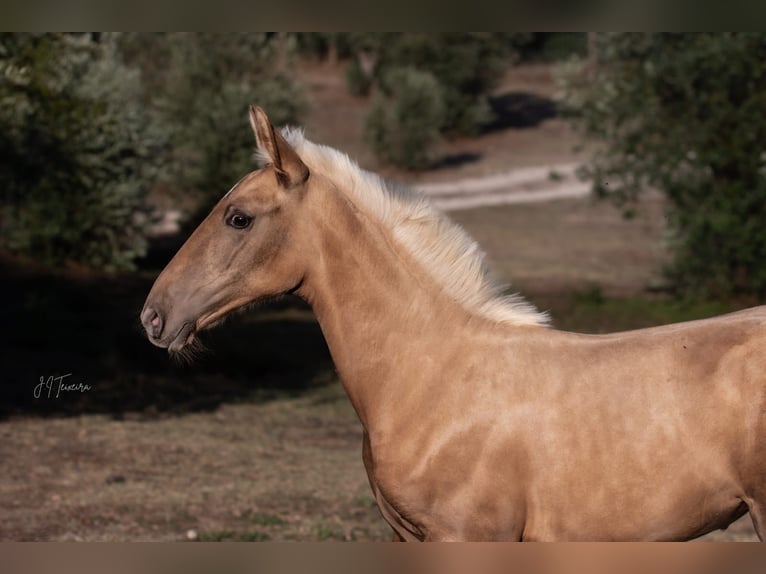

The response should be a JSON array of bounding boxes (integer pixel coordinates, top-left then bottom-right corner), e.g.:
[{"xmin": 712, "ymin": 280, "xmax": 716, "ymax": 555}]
[{"xmin": 249, "ymin": 105, "xmax": 309, "ymax": 189}]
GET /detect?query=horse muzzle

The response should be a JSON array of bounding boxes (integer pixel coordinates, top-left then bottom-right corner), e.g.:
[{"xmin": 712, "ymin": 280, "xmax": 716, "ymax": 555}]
[{"xmin": 140, "ymin": 305, "xmax": 195, "ymax": 352}]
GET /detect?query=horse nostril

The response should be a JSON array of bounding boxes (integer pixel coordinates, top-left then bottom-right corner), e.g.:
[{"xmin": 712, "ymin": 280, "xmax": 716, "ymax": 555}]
[{"xmin": 141, "ymin": 307, "xmax": 164, "ymax": 339}]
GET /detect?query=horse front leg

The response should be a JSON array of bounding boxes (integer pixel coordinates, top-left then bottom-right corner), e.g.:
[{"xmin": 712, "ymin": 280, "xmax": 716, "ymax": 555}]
[{"xmin": 745, "ymin": 497, "xmax": 766, "ymax": 541}]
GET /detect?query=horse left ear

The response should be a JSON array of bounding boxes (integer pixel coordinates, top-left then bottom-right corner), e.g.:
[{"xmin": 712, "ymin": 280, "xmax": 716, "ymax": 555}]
[{"xmin": 249, "ymin": 105, "xmax": 309, "ymax": 189}]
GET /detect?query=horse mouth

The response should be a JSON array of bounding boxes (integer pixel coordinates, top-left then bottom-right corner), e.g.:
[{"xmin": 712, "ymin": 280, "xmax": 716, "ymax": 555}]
[
  {"xmin": 146, "ymin": 320, "xmax": 196, "ymax": 352},
  {"xmin": 167, "ymin": 321, "xmax": 196, "ymax": 353},
  {"xmin": 145, "ymin": 303, "xmax": 243, "ymax": 353}
]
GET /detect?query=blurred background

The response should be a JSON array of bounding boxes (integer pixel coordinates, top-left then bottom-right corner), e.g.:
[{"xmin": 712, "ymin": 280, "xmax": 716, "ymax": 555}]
[{"xmin": 1, "ymin": 33, "xmax": 764, "ymax": 541}]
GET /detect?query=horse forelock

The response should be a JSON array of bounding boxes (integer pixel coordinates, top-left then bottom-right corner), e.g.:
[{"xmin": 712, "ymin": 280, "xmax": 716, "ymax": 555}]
[{"xmin": 278, "ymin": 127, "xmax": 549, "ymax": 328}]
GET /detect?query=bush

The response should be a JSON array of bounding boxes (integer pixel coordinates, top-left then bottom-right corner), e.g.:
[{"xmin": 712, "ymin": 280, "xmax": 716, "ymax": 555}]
[
  {"xmin": 560, "ymin": 33, "xmax": 766, "ymax": 298},
  {"xmin": 358, "ymin": 33, "xmax": 522, "ymax": 136},
  {"xmin": 364, "ymin": 67, "xmax": 445, "ymax": 170},
  {"xmin": 382, "ymin": 33, "xmax": 512, "ymax": 135},
  {"xmin": 343, "ymin": 33, "xmax": 525, "ymax": 167},
  {"xmin": 0, "ymin": 33, "xmax": 165, "ymax": 271}
]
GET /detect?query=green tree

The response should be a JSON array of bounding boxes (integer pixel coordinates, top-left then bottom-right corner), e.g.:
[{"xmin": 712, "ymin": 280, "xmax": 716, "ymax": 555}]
[
  {"xmin": 148, "ymin": 33, "xmax": 307, "ymax": 212},
  {"xmin": 379, "ymin": 33, "xmax": 522, "ymax": 135},
  {"xmin": 0, "ymin": 33, "xmax": 166, "ymax": 271},
  {"xmin": 560, "ymin": 33, "xmax": 766, "ymax": 298},
  {"xmin": 365, "ymin": 67, "xmax": 445, "ymax": 170},
  {"xmin": 339, "ymin": 33, "xmax": 526, "ymax": 168}
]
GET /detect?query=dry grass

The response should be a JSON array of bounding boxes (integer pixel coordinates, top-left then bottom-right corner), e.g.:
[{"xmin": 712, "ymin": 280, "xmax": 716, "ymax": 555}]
[
  {"xmin": 452, "ymin": 192, "xmax": 670, "ymax": 299},
  {"xmin": 0, "ymin": 384, "xmax": 388, "ymax": 542}
]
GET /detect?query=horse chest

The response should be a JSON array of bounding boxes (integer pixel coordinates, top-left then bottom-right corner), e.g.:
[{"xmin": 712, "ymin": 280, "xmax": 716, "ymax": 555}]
[
  {"xmin": 362, "ymin": 431, "xmax": 528, "ymax": 541},
  {"xmin": 361, "ymin": 433, "xmax": 426, "ymax": 540}
]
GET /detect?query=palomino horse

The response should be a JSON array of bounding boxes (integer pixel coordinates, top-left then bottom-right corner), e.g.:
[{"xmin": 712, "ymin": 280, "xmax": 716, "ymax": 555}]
[{"xmin": 142, "ymin": 107, "xmax": 766, "ymax": 541}]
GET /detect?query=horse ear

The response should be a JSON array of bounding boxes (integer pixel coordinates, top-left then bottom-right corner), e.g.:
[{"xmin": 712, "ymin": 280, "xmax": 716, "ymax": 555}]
[{"xmin": 249, "ymin": 105, "xmax": 309, "ymax": 189}]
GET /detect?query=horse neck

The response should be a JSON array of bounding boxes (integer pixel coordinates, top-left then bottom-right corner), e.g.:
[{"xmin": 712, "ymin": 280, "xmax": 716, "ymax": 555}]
[{"xmin": 295, "ymin": 183, "xmax": 471, "ymax": 431}]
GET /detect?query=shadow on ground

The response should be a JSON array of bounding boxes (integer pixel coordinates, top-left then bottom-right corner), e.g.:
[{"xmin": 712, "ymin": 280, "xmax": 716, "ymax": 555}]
[
  {"xmin": 484, "ymin": 91, "xmax": 557, "ymax": 132},
  {"xmin": 0, "ymin": 245, "xmax": 334, "ymax": 419},
  {"xmin": 428, "ymin": 152, "xmax": 482, "ymax": 171}
]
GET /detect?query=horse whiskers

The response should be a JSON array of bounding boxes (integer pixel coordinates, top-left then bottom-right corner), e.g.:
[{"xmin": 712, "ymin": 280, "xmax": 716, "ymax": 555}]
[
  {"xmin": 170, "ymin": 298, "xmax": 282, "ymax": 364},
  {"xmin": 169, "ymin": 334, "xmax": 208, "ymax": 365}
]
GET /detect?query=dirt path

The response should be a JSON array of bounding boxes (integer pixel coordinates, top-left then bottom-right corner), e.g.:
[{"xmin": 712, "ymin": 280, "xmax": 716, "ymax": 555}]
[{"xmin": 415, "ymin": 162, "xmax": 590, "ymax": 211}]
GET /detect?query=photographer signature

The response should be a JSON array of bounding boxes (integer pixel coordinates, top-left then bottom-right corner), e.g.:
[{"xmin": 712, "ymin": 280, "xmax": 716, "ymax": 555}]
[{"xmin": 34, "ymin": 373, "xmax": 92, "ymax": 399}]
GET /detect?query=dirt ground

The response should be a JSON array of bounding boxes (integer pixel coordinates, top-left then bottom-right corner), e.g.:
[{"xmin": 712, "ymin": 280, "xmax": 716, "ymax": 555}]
[
  {"xmin": 1, "ymin": 62, "xmax": 759, "ymax": 542},
  {"xmin": 0, "ymin": 384, "xmax": 388, "ymax": 542}
]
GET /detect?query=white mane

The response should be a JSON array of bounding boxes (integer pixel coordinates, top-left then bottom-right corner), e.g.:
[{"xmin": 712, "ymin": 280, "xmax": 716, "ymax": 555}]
[{"xmin": 275, "ymin": 127, "xmax": 549, "ymax": 327}]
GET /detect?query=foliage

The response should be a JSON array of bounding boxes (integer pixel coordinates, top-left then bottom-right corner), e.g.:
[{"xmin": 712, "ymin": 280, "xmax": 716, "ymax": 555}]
[
  {"xmin": 560, "ymin": 33, "xmax": 766, "ymax": 298},
  {"xmin": 148, "ymin": 33, "xmax": 308, "ymax": 213},
  {"xmin": 0, "ymin": 33, "xmax": 310, "ymax": 271},
  {"xmin": 339, "ymin": 33, "xmax": 525, "ymax": 168},
  {"xmin": 293, "ymin": 33, "xmax": 332, "ymax": 60},
  {"xmin": 383, "ymin": 33, "xmax": 520, "ymax": 135},
  {"xmin": 364, "ymin": 67, "xmax": 445, "ymax": 170},
  {"xmin": 0, "ymin": 33, "xmax": 165, "ymax": 271},
  {"xmin": 365, "ymin": 33, "xmax": 522, "ymax": 133},
  {"xmin": 516, "ymin": 33, "xmax": 588, "ymax": 62}
]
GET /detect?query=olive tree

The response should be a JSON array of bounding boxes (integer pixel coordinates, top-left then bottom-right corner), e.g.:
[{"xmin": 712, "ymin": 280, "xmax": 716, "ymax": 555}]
[
  {"xmin": 560, "ymin": 33, "xmax": 766, "ymax": 298},
  {"xmin": 0, "ymin": 33, "xmax": 165, "ymax": 271}
]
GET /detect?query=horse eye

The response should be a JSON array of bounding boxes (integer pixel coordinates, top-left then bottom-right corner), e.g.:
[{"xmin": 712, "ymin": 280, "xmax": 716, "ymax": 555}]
[{"xmin": 227, "ymin": 213, "xmax": 252, "ymax": 229}]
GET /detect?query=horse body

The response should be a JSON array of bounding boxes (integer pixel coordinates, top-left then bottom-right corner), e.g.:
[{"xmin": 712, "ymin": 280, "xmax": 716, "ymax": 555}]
[
  {"xmin": 363, "ymin": 316, "xmax": 766, "ymax": 541},
  {"xmin": 142, "ymin": 107, "xmax": 766, "ymax": 540}
]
